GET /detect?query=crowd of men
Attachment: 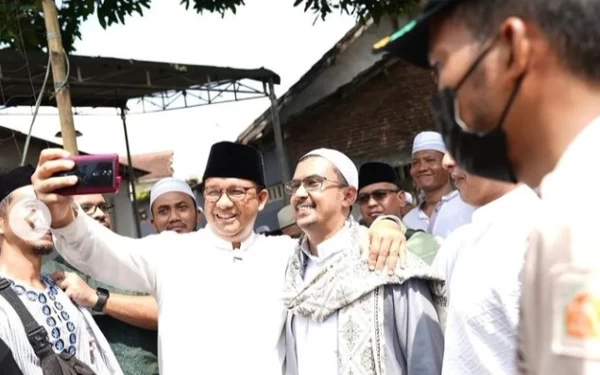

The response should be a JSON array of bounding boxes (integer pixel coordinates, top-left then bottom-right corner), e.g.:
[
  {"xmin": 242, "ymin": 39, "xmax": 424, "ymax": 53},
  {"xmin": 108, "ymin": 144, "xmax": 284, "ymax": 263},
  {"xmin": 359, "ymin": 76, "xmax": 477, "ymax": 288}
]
[{"xmin": 1, "ymin": 0, "xmax": 599, "ymax": 373}]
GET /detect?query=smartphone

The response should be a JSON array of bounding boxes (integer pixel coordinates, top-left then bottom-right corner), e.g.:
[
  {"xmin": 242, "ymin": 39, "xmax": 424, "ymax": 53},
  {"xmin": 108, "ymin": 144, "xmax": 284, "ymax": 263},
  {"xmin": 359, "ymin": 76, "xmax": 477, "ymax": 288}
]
[{"xmin": 53, "ymin": 154, "xmax": 122, "ymax": 196}]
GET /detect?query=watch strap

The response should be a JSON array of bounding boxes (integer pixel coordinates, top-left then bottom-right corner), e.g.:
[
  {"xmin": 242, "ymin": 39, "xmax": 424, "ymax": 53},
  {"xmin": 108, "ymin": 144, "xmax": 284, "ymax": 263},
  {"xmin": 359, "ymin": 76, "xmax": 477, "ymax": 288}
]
[{"xmin": 92, "ymin": 288, "xmax": 109, "ymax": 312}]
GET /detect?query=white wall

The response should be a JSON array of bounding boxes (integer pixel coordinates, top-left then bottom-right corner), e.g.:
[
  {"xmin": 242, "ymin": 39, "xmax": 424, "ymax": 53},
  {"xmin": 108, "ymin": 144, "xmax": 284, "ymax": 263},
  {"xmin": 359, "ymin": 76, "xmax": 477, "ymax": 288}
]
[{"xmin": 107, "ymin": 181, "xmax": 137, "ymax": 238}]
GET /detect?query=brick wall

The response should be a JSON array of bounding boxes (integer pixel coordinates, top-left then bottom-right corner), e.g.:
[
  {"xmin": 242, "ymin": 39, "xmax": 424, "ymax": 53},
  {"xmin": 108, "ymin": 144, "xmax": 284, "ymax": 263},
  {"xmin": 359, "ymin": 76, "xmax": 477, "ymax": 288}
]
[{"xmin": 285, "ymin": 59, "xmax": 437, "ymax": 166}]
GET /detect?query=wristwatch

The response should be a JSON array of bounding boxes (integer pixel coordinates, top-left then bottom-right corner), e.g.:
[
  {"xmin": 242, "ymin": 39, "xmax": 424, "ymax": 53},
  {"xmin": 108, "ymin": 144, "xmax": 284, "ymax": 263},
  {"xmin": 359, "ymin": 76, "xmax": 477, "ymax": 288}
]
[{"xmin": 92, "ymin": 288, "xmax": 110, "ymax": 312}]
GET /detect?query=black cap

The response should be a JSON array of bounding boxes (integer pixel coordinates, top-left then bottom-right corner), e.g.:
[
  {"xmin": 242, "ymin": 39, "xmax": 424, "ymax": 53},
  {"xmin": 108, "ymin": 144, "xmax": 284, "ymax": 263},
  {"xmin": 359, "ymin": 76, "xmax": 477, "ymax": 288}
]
[
  {"xmin": 202, "ymin": 142, "xmax": 266, "ymax": 188},
  {"xmin": 358, "ymin": 162, "xmax": 400, "ymax": 191},
  {"xmin": 372, "ymin": 0, "xmax": 459, "ymax": 68},
  {"xmin": 0, "ymin": 165, "xmax": 35, "ymax": 202}
]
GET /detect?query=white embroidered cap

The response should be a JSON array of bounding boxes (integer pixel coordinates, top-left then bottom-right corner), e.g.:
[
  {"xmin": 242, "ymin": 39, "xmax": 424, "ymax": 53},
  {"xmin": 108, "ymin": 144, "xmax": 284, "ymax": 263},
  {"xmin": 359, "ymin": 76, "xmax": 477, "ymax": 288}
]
[
  {"xmin": 412, "ymin": 131, "xmax": 447, "ymax": 155},
  {"xmin": 277, "ymin": 204, "xmax": 296, "ymax": 229},
  {"xmin": 404, "ymin": 192, "xmax": 415, "ymax": 205},
  {"xmin": 302, "ymin": 148, "xmax": 359, "ymax": 189},
  {"xmin": 150, "ymin": 177, "xmax": 197, "ymax": 209}
]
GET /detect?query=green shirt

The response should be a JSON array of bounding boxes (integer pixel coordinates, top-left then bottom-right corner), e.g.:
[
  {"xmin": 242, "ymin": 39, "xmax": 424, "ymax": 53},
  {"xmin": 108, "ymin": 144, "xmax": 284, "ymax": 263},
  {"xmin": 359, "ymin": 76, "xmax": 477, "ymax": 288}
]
[{"xmin": 42, "ymin": 257, "xmax": 159, "ymax": 375}]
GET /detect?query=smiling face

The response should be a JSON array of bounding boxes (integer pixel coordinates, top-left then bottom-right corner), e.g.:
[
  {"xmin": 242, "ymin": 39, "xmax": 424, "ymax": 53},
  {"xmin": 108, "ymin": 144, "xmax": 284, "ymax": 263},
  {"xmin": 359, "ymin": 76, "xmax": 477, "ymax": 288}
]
[
  {"xmin": 357, "ymin": 182, "xmax": 404, "ymax": 227},
  {"xmin": 410, "ymin": 150, "xmax": 450, "ymax": 193},
  {"xmin": 290, "ymin": 157, "xmax": 355, "ymax": 241},
  {"xmin": 151, "ymin": 192, "xmax": 200, "ymax": 234},
  {"xmin": 203, "ymin": 178, "xmax": 268, "ymax": 243}
]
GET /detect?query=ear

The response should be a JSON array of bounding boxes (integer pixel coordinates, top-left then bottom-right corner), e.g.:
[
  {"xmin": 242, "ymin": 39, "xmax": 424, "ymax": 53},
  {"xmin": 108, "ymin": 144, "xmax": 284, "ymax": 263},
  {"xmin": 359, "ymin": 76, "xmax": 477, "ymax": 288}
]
[
  {"xmin": 500, "ymin": 17, "xmax": 531, "ymax": 82},
  {"xmin": 196, "ymin": 209, "xmax": 203, "ymax": 224},
  {"xmin": 397, "ymin": 190, "xmax": 407, "ymax": 207},
  {"xmin": 343, "ymin": 187, "xmax": 358, "ymax": 209},
  {"xmin": 257, "ymin": 189, "xmax": 269, "ymax": 211},
  {"xmin": 0, "ymin": 217, "xmax": 5, "ymax": 236}
]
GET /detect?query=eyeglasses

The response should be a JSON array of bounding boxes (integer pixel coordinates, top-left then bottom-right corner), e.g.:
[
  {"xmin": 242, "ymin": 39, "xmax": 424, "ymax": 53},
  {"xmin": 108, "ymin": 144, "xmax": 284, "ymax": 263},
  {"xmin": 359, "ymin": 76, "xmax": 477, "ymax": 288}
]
[
  {"xmin": 284, "ymin": 175, "xmax": 346, "ymax": 195},
  {"xmin": 357, "ymin": 189, "xmax": 399, "ymax": 204},
  {"xmin": 203, "ymin": 186, "xmax": 256, "ymax": 203},
  {"xmin": 80, "ymin": 203, "xmax": 114, "ymax": 215}
]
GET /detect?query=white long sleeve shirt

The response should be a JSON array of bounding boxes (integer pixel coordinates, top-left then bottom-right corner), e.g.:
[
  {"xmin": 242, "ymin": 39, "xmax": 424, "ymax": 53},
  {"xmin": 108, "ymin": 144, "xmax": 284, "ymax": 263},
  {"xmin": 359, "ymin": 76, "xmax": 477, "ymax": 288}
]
[
  {"xmin": 51, "ymin": 212, "xmax": 294, "ymax": 375},
  {"xmin": 433, "ymin": 185, "xmax": 541, "ymax": 375}
]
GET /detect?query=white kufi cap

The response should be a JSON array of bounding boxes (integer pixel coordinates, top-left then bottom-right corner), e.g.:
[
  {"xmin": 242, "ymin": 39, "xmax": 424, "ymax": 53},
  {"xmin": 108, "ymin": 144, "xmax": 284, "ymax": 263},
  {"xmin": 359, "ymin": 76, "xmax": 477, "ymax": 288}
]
[
  {"xmin": 412, "ymin": 131, "xmax": 447, "ymax": 155},
  {"xmin": 150, "ymin": 177, "xmax": 196, "ymax": 209},
  {"xmin": 302, "ymin": 148, "xmax": 358, "ymax": 189}
]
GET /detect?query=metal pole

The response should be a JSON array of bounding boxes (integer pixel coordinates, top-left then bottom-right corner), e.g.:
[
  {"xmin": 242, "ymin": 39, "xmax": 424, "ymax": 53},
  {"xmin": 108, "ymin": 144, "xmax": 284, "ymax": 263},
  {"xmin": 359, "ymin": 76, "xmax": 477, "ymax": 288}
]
[
  {"xmin": 120, "ymin": 108, "xmax": 142, "ymax": 238},
  {"xmin": 41, "ymin": 0, "xmax": 78, "ymax": 155},
  {"xmin": 268, "ymin": 78, "xmax": 290, "ymax": 203}
]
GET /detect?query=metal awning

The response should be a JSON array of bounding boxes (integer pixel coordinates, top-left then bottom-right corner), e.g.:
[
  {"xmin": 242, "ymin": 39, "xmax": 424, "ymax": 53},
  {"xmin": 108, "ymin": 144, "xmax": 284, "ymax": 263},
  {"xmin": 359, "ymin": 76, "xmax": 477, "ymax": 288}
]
[{"xmin": 0, "ymin": 49, "xmax": 280, "ymax": 110}]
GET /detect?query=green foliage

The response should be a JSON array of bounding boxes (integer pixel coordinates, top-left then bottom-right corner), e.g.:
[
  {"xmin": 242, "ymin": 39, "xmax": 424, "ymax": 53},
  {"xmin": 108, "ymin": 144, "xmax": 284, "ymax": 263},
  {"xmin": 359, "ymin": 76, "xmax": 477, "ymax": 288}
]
[{"xmin": 0, "ymin": 0, "xmax": 417, "ymax": 53}]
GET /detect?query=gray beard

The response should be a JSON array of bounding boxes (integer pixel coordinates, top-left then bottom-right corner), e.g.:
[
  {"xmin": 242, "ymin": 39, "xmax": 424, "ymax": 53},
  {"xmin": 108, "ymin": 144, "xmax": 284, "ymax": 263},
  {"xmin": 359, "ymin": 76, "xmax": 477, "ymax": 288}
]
[{"xmin": 32, "ymin": 245, "xmax": 54, "ymax": 256}]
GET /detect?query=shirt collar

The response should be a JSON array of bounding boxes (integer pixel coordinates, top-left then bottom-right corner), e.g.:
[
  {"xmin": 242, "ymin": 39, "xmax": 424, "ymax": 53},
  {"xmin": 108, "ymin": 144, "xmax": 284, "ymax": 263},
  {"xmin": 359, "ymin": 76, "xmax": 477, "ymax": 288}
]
[
  {"xmin": 204, "ymin": 224, "xmax": 258, "ymax": 251},
  {"xmin": 298, "ymin": 219, "xmax": 354, "ymax": 263},
  {"xmin": 418, "ymin": 189, "xmax": 460, "ymax": 212}
]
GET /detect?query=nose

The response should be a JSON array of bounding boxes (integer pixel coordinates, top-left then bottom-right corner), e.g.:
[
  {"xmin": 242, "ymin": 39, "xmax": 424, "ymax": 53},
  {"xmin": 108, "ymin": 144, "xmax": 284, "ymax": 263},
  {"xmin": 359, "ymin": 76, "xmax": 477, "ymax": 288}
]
[
  {"xmin": 92, "ymin": 208, "xmax": 107, "ymax": 222},
  {"xmin": 215, "ymin": 192, "xmax": 234, "ymax": 209},
  {"xmin": 293, "ymin": 184, "xmax": 308, "ymax": 198},
  {"xmin": 442, "ymin": 152, "xmax": 456, "ymax": 171},
  {"xmin": 367, "ymin": 196, "xmax": 379, "ymax": 207}
]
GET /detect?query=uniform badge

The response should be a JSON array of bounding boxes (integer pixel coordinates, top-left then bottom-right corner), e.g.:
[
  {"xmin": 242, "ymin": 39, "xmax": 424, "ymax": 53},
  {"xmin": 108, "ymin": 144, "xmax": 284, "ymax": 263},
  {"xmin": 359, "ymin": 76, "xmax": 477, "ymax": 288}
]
[{"xmin": 551, "ymin": 264, "xmax": 600, "ymax": 360}]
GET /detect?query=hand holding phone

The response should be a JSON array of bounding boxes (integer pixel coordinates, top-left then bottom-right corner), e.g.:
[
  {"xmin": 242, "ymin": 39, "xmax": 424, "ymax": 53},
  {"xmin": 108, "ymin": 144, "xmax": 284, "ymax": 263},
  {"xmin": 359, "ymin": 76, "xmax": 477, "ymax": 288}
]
[{"xmin": 52, "ymin": 154, "xmax": 122, "ymax": 196}]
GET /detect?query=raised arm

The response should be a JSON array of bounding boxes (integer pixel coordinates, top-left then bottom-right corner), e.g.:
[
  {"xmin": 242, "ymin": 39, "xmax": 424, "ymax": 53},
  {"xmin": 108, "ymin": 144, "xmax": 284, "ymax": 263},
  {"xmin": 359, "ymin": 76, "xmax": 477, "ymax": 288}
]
[
  {"xmin": 51, "ymin": 210, "xmax": 173, "ymax": 294},
  {"xmin": 32, "ymin": 148, "xmax": 173, "ymax": 294}
]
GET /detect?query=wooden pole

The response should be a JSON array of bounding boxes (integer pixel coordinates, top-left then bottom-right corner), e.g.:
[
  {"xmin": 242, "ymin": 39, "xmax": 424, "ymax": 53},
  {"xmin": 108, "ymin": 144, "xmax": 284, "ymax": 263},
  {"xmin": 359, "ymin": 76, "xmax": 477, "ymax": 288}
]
[{"xmin": 41, "ymin": 0, "xmax": 78, "ymax": 155}]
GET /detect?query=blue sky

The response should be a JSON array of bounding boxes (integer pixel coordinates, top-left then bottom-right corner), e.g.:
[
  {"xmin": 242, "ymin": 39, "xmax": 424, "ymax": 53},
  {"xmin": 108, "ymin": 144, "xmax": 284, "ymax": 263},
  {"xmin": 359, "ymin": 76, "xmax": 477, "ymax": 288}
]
[{"xmin": 1, "ymin": 0, "xmax": 355, "ymax": 178}]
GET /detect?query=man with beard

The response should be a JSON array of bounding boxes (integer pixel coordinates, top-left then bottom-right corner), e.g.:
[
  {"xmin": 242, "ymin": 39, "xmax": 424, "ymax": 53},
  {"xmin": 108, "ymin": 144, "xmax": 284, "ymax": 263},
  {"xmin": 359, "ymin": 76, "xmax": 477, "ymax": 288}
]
[
  {"xmin": 43, "ymin": 193, "xmax": 159, "ymax": 375},
  {"xmin": 404, "ymin": 131, "xmax": 474, "ymax": 238},
  {"xmin": 149, "ymin": 177, "xmax": 202, "ymax": 234},
  {"xmin": 282, "ymin": 148, "xmax": 444, "ymax": 375},
  {"xmin": 432, "ymin": 153, "xmax": 540, "ymax": 374},
  {"xmin": 30, "ymin": 142, "xmax": 406, "ymax": 374},
  {"xmin": 374, "ymin": 0, "xmax": 600, "ymax": 372},
  {"xmin": 0, "ymin": 165, "xmax": 122, "ymax": 374},
  {"xmin": 358, "ymin": 161, "xmax": 442, "ymax": 264}
]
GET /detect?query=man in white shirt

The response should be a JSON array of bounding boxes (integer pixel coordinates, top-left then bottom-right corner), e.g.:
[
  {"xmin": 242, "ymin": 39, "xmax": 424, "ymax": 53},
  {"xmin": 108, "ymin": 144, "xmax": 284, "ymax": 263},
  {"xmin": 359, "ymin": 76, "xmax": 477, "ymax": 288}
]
[
  {"xmin": 403, "ymin": 131, "xmax": 474, "ymax": 238},
  {"xmin": 432, "ymin": 153, "xmax": 540, "ymax": 374},
  {"xmin": 373, "ymin": 0, "xmax": 600, "ymax": 372},
  {"xmin": 283, "ymin": 148, "xmax": 444, "ymax": 375},
  {"xmin": 30, "ymin": 142, "xmax": 407, "ymax": 374},
  {"xmin": 0, "ymin": 166, "xmax": 122, "ymax": 375}
]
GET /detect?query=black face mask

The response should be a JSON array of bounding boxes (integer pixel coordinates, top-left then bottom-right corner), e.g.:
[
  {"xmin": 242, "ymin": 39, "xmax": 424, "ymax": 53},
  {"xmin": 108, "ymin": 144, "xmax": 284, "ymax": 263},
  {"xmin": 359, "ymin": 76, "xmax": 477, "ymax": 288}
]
[{"xmin": 430, "ymin": 40, "xmax": 525, "ymax": 183}]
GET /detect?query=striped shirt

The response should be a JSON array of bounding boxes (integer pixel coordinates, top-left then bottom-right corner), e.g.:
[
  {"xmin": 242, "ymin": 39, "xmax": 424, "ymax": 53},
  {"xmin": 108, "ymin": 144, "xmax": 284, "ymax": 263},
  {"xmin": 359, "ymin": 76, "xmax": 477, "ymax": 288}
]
[{"xmin": 0, "ymin": 273, "xmax": 123, "ymax": 375}]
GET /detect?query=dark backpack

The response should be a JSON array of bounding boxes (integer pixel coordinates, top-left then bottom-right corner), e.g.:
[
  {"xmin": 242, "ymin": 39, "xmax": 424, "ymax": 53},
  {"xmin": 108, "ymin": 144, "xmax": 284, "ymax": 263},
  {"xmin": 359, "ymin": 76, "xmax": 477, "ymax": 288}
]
[
  {"xmin": 0, "ymin": 337, "xmax": 23, "ymax": 375},
  {"xmin": 405, "ymin": 228, "xmax": 425, "ymax": 240},
  {"xmin": 0, "ymin": 278, "xmax": 96, "ymax": 375}
]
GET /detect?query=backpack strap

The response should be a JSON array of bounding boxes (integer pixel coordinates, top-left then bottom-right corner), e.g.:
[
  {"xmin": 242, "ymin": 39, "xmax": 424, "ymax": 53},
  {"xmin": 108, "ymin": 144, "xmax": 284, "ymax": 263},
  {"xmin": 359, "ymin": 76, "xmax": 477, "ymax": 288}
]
[{"xmin": 0, "ymin": 277, "xmax": 55, "ymax": 360}]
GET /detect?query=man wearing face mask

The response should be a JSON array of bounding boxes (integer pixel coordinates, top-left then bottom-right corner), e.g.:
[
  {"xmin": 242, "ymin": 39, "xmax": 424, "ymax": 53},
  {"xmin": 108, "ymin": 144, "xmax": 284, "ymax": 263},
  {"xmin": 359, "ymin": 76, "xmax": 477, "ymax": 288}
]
[
  {"xmin": 404, "ymin": 131, "xmax": 475, "ymax": 238},
  {"xmin": 374, "ymin": 0, "xmax": 600, "ymax": 373},
  {"xmin": 432, "ymin": 153, "xmax": 540, "ymax": 374},
  {"xmin": 149, "ymin": 177, "xmax": 202, "ymax": 234},
  {"xmin": 30, "ymin": 142, "xmax": 407, "ymax": 374}
]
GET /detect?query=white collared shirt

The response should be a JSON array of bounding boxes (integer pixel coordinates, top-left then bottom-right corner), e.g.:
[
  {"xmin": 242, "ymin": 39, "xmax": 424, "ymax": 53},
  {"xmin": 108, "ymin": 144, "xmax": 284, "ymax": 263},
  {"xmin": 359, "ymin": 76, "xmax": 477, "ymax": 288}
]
[
  {"xmin": 433, "ymin": 185, "xmax": 541, "ymax": 374},
  {"xmin": 403, "ymin": 190, "xmax": 475, "ymax": 238}
]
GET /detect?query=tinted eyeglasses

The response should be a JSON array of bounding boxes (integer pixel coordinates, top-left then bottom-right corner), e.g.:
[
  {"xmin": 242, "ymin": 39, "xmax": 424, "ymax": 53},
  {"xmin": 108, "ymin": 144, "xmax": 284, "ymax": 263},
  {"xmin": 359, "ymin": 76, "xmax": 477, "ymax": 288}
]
[
  {"xmin": 357, "ymin": 189, "xmax": 399, "ymax": 204},
  {"xmin": 284, "ymin": 175, "xmax": 346, "ymax": 195},
  {"xmin": 203, "ymin": 186, "xmax": 256, "ymax": 203}
]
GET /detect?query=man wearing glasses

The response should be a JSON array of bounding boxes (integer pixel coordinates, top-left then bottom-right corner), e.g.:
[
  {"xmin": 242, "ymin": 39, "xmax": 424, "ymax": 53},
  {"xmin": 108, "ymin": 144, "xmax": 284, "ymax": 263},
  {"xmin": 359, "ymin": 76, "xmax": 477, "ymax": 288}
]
[
  {"xmin": 281, "ymin": 148, "xmax": 444, "ymax": 375},
  {"xmin": 358, "ymin": 162, "xmax": 442, "ymax": 264},
  {"xmin": 31, "ymin": 141, "xmax": 406, "ymax": 374},
  {"xmin": 43, "ymin": 194, "xmax": 159, "ymax": 375}
]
